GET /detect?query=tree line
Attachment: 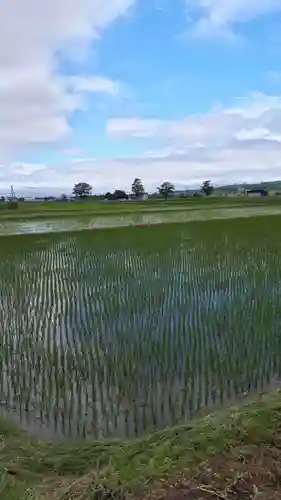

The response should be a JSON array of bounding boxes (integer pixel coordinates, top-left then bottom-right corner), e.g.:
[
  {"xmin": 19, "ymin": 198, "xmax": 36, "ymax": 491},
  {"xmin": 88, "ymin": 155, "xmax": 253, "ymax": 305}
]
[{"xmin": 72, "ymin": 179, "xmax": 214, "ymax": 199}]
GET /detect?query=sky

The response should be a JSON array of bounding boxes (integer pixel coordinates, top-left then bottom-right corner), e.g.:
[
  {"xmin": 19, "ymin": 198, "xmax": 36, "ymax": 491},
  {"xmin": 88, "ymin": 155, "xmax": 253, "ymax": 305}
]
[{"xmin": 1, "ymin": 1, "xmax": 281, "ymax": 196}]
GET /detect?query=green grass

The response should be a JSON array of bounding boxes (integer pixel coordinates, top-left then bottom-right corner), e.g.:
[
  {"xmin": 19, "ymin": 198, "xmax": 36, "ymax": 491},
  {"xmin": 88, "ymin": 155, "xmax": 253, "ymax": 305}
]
[
  {"xmin": 0, "ymin": 387, "xmax": 281, "ymax": 499},
  {"xmin": 0, "ymin": 196, "xmax": 281, "ymax": 220}
]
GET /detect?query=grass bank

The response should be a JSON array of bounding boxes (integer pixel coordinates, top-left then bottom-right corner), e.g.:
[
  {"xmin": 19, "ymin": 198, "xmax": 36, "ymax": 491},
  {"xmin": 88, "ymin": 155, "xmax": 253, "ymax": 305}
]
[
  {"xmin": 1, "ymin": 387, "xmax": 281, "ymax": 499},
  {"xmin": 0, "ymin": 203, "xmax": 242, "ymax": 221},
  {"xmin": 0, "ymin": 196, "xmax": 281, "ymax": 220}
]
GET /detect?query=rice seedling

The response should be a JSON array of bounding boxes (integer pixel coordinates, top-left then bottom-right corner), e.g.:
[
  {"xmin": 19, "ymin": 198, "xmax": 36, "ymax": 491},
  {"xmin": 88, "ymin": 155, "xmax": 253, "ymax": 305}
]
[{"xmin": 0, "ymin": 216, "xmax": 281, "ymax": 439}]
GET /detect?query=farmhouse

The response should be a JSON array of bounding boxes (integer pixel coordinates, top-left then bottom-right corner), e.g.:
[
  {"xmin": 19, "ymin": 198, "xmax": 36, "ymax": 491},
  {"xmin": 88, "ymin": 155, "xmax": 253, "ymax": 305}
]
[{"xmin": 246, "ymin": 189, "xmax": 268, "ymax": 197}]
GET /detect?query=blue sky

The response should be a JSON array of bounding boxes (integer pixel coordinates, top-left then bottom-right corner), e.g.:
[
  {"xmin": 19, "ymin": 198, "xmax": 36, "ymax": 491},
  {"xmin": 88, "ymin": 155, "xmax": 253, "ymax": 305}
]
[{"xmin": 1, "ymin": 0, "xmax": 281, "ymax": 195}]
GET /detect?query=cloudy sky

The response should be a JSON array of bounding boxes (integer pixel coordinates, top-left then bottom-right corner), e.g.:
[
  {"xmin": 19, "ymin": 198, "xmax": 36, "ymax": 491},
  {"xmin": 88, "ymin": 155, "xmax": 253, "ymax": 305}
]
[{"xmin": 1, "ymin": 0, "xmax": 281, "ymax": 195}]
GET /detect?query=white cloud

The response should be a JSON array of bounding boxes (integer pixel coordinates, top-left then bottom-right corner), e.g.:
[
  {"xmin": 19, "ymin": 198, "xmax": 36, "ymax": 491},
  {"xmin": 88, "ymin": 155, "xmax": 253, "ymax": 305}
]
[
  {"xmin": 2, "ymin": 92, "xmax": 281, "ymax": 195},
  {"xmin": 1, "ymin": 145, "xmax": 281, "ymax": 196},
  {"xmin": 185, "ymin": 0, "xmax": 281, "ymax": 38},
  {"xmin": 107, "ymin": 93, "xmax": 281, "ymax": 147},
  {"xmin": 0, "ymin": 0, "xmax": 134, "ymax": 155},
  {"xmin": 63, "ymin": 75, "xmax": 121, "ymax": 95},
  {"xmin": 1, "ymin": 1, "xmax": 281, "ymax": 194}
]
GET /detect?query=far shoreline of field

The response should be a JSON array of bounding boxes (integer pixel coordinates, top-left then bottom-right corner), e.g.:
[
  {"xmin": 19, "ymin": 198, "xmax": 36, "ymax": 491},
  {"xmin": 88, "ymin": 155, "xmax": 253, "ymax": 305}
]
[
  {"xmin": 1, "ymin": 203, "xmax": 281, "ymax": 237},
  {"xmin": 1, "ymin": 195, "xmax": 281, "ymax": 221},
  {"xmin": 1, "ymin": 386, "xmax": 281, "ymax": 499}
]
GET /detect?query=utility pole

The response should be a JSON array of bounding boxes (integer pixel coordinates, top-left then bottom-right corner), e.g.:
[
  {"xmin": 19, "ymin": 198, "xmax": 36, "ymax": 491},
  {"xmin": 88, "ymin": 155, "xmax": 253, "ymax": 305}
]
[{"xmin": 8, "ymin": 185, "xmax": 16, "ymax": 201}]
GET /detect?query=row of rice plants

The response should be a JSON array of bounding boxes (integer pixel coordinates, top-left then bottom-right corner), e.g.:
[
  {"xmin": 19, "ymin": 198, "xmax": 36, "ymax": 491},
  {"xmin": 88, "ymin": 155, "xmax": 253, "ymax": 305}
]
[{"xmin": 0, "ymin": 218, "xmax": 281, "ymax": 438}]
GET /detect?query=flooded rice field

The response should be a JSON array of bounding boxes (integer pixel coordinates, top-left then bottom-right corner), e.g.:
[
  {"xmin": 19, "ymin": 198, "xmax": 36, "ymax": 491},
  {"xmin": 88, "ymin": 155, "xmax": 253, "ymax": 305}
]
[{"xmin": 0, "ymin": 217, "xmax": 281, "ymax": 438}]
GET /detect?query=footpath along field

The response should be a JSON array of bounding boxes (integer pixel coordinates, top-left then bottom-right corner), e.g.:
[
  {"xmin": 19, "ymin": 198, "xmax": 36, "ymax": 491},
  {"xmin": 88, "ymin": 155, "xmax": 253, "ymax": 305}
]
[{"xmin": 1, "ymin": 209, "xmax": 281, "ymax": 499}]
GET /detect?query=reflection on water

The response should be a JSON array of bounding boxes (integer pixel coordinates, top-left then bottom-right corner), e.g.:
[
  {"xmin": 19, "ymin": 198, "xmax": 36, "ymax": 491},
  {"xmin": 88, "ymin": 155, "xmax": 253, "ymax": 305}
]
[
  {"xmin": 1, "ymin": 223, "xmax": 281, "ymax": 439},
  {"xmin": 1, "ymin": 206, "xmax": 281, "ymax": 235}
]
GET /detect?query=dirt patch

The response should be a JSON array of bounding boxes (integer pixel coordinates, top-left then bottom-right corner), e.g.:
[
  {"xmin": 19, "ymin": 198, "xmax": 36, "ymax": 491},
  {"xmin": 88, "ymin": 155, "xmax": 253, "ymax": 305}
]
[{"xmin": 147, "ymin": 442, "xmax": 281, "ymax": 500}]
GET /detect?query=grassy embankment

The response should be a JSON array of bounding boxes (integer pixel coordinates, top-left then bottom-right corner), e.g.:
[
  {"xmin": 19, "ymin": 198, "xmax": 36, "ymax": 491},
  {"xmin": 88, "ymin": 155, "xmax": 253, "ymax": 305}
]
[
  {"xmin": 0, "ymin": 196, "xmax": 281, "ymax": 220},
  {"xmin": 1, "ymin": 388, "xmax": 281, "ymax": 499}
]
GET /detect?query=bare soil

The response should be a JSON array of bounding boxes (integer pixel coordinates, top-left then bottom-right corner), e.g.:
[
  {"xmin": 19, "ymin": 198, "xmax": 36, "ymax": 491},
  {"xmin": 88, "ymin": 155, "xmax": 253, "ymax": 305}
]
[{"xmin": 148, "ymin": 441, "xmax": 281, "ymax": 500}]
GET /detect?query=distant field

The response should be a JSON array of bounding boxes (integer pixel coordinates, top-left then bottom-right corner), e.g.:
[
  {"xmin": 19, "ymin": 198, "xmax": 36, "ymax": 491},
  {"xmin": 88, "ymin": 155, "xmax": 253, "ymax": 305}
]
[
  {"xmin": 1, "ymin": 204, "xmax": 281, "ymax": 235},
  {"xmin": 0, "ymin": 195, "xmax": 281, "ymax": 220}
]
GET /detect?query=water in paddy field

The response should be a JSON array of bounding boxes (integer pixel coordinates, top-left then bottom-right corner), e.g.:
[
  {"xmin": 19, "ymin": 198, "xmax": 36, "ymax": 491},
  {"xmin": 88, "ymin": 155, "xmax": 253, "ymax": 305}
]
[
  {"xmin": 1, "ymin": 224, "xmax": 281, "ymax": 438},
  {"xmin": 1, "ymin": 205, "xmax": 281, "ymax": 235}
]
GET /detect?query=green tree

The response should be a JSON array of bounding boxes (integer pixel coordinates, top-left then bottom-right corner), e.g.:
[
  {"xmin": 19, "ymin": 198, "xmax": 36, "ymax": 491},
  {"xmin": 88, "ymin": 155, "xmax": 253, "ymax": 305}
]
[
  {"xmin": 132, "ymin": 178, "xmax": 145, "ymax": 197},
  {"xmin": 72, "ymin": 182, "xmax": 92, "ymax": 199},
  {"xmin": 201, "ymin": 180, "xmax": 214, "ymax": 196},
  {"xmin": 157, "ymin": 181, "xmax": 175, "ymax": 200},
  {"xmin": 112, "ymin": 190, "xmax": 128, "ymax": 200}
]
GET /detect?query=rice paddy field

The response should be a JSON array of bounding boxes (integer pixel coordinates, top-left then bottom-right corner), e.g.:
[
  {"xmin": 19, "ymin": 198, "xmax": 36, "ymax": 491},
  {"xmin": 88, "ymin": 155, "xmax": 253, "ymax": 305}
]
[{"xmin": 1, "ymin": 214, "xmax": 281, "ymax": 440}]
